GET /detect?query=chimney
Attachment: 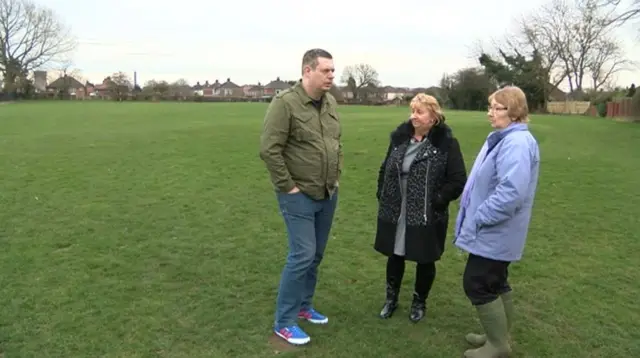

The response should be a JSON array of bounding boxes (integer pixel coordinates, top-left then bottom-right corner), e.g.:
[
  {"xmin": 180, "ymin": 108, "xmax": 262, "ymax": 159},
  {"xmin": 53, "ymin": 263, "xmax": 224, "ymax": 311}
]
[
  {"xmin": 133, "ymin": 71, "xmax": 137, "ymax": 87},
  {"xmin": 226, "ymin": 78, "xmax": 230, "ymax": 82}
]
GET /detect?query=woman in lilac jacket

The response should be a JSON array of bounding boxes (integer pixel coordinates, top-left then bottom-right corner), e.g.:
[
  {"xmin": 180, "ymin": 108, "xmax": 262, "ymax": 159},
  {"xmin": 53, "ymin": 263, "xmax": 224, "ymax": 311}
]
[{"xmin": 454, "ymin": 86, "xmax": 541, "ymax": 358}]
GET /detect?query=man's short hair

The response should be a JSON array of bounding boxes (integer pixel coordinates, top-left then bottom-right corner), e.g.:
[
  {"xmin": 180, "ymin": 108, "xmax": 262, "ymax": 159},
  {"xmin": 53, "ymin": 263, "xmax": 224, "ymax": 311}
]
[{"xmin": 301, "ymin": 49, "xmax": 333, "ymax": 74}]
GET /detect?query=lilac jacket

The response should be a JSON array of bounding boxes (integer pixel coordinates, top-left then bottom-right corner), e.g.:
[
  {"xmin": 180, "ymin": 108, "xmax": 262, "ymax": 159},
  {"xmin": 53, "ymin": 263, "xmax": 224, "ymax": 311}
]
[{"xmin": 454, "ymin": 123, "xmax": 540, "ymax": 262}]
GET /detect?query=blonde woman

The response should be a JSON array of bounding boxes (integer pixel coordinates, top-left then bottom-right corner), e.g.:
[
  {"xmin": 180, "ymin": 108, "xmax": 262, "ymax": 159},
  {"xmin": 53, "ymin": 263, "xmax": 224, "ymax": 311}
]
[
  {"xmin": 374, "ymin": 93, "xmax": 467, "ymax": 322},
  {"xmin": 454, "ymin": 86, "xmax": 540, "ymax": 357}
]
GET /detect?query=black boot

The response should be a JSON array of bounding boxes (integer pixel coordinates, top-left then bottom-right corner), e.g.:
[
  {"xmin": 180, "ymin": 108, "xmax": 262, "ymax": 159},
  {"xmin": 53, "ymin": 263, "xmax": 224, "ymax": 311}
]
[
  {"xmin": 409, "ymin": 292, "xmax": 426, "ymax": 322},
  {"xmin": 409, "ymin": 262, "xmax": 435, "ymax": 323},
  {"xmin": 381, "ymin": 255, "xmax": 405, "ymax": 319},
  {"xmin": 379, "ymin": 280, "xmax": 400, "ymax": 319}
]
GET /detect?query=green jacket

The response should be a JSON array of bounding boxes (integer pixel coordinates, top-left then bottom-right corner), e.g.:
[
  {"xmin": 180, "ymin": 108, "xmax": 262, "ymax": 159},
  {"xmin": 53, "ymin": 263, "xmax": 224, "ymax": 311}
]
[{"xmin": 259, "ymin": 82, "xmax": 343, "ymax": 200}]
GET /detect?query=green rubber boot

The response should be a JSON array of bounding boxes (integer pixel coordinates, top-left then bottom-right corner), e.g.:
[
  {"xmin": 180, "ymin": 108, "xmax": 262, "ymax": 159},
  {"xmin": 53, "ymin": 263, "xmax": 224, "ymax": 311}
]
[
  {"xmin": 463, "ymin": 298, "xmax": 512, "ymax": 358},
  {"xmin": 465, "ymin": 291, "xmax": 514, "ymax": 346}
]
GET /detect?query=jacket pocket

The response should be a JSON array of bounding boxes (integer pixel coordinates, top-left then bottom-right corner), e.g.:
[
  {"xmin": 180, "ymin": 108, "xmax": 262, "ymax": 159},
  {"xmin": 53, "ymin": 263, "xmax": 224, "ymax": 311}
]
[
  {"xmin": 474, "ymin": 215, "xmax": 484, "ymax": 238},
  {"xmin": 292, "ymin": 113, "xmax": 315, "ymax": 141}
]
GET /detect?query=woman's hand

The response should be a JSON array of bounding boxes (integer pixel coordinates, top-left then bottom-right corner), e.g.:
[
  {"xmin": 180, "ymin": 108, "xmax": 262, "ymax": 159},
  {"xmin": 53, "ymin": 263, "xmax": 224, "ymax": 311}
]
[{"xmin": 432, "ymin": 192, "xmax": 447, "ymax": 210}]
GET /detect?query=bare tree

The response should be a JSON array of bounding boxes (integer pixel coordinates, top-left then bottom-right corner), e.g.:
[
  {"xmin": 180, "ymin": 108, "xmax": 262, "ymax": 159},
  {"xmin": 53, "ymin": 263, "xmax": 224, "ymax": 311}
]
[
  {"xmin": 141, "ymin": 79, "xmax": 156, "ymax": 94},
  {"xmin": 172, "ymin": 78, "xmax": 189, "ymax": 87},
  {"xmin": 490, "ymin": 0, "xmax": 569, "ymax": 91},
  {"xmin": 340, "ymin": 63, "xmax": 380, "ymax": 99},
  {"xmin": 170, "ymin": 78, "xmax": 192, "ymax": 97},
  {"xmin": 587, "ymin": 37, "xmax": 631, "ymax": 89},
  {"xmin": 522, "ymin": 0, "xmax": 628, "ymax": 92},
  {"xmin": 509, "ymin": 18, "xmax": 567, "ymax": 87},
  {"xmin": 0, "ymin": 0, "xmax": 76, "ymax": 92},
  {"xmin": 569, "ymin": 0, "xmax": 612, "ymax": 90},
  {"xmin": 48, "ymin": 59, "xmax": 83, "ymax": 84},
  {"xmin": 42, "ymin": 59, "xmax": 85, "ymax": 98},
  {"xmin": 598, "ymin": 0, "xmax": 640, "ymax": 25},
  {"xmin": 107, "ymin": 71, "xmax": 131, "ymax": 100},
  {"xmin": 142, "ymin": 79, "xmax": 169, "ymax": 95},
  {"xmin": 471, "ymin": 15, "xmax": 567, "ymax": 91}
]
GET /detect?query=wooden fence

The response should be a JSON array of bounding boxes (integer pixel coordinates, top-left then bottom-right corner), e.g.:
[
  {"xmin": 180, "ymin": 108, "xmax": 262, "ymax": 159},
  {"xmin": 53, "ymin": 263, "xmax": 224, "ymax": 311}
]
[
  {"xmin": 547, "ymin": 98, "xmax": 636, "ymax": 119},
  {"xmin": 606, "ymin": 98, "xmax": 634, "ymax": 117},
  {"xmin": 546, "ymin": 101, "xmax": 591, "ymax": 114}
]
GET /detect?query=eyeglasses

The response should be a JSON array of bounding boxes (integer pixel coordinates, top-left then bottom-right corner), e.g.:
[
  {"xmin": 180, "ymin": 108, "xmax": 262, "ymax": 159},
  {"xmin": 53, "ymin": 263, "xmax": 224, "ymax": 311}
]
[{"xmin": 488, "ymin": 106, "xmax": 507, "ymax": 112}]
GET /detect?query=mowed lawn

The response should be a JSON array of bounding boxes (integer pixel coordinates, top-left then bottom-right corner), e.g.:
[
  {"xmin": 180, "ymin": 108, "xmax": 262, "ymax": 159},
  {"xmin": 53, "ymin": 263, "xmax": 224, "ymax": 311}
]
[{"xmin": 0, "ymin": 101, "xmax": 639, "ymax": 358}]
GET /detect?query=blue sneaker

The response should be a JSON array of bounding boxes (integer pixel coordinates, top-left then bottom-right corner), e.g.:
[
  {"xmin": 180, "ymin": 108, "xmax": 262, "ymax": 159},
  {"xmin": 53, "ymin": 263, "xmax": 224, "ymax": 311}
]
[
  {"xmin": 298, "ymin": 308, "xmax": 329, "ymax": 324},
  {"xmin": 274, "ymin": 325, "xmax": 311, "ymax": 345}
]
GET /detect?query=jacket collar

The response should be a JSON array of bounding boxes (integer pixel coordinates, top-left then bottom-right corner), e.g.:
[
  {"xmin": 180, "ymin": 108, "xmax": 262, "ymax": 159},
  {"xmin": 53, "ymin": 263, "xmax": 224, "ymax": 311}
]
[
  {"xmin": 390, "ymin": 119, "xmax": 452, "ymax": 150},
  {"xmin": 486, "ymin": 122, "xmax": 528, "ymax": 148},
  {"xmin": 293, "ymin": 80, "xmax": 326, "ymax": 105}
]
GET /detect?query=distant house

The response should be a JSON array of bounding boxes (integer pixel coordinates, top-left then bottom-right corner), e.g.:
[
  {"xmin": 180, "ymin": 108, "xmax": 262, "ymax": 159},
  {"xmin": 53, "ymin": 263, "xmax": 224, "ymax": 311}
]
[
  {"xmin": 219, "ymin": 78, "xmax": 242, "ymax": 96},
  {"xmin": 244, "ymin": 82, "xmax": 264, "ymax": 98},
  {"xmin": 92, "ymin": 77, "xmax": 122, "ymax": 99},
  {"xmin": 47, "ymin": 75, "xmax": 86, "ymax": 98},
  {"xmin": 192, "ymin": 81, "xmax": 204, "ymax": 95},
  {"xmin": 381, "ymin": 86, "xmax": 410, "ymax": 101},
  {"xmin": 202, "ymin": 80, "xmax": 213, "ymax": 96},
  {"xmin": 84, "ymin": 81, "xmax": 96, "ymax": 96},
  {"xmin": 191, "ymin": 80, "xmax": 221, "ymax": 96},
  {"xmin": 206, "ymin": 80, "xmax": 223, "ymax": 96},
  {"xmin": 360, "ymin": 83, "xmax": 385, "ymax": 100},
  {"xmin": 339, "ymin": 86, "xmax": 354, "ymax": 100},
  {"xmin": 263, "ymin": 77, "xmax": 291, "ymax": 96}
]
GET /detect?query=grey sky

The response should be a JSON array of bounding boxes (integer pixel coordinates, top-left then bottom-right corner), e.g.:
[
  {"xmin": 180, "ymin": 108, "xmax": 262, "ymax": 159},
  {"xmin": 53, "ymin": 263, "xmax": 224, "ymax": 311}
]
[{"xmin": 42, "ymin": 0, "xmax": 640, "ymax": 90}]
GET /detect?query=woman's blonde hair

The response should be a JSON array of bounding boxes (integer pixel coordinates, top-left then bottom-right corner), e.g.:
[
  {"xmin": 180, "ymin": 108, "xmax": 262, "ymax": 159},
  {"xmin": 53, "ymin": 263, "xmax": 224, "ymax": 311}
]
[
  {"xmin": 410, "ymin": 93, "xmax": 444, "ymax": 125},
  {"xmin": 489, "ymin": 86, "xmax": 529, "ymax": 123}
]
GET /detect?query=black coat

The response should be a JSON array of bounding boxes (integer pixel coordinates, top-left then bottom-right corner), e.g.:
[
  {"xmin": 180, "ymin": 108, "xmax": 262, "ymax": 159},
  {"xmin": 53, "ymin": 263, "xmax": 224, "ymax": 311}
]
[{"xmin": 374, "ymin": 119, "xmax": 467, "ymax": 263}]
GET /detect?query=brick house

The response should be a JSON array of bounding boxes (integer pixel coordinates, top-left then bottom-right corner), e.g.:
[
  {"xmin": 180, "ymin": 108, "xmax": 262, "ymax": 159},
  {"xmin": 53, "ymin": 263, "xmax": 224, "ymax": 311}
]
[
  {"xmin": 47, "ymin": 75, "xmax": 86, "ymax": 98},
  {"xmin": 263, "ymin": 77, "xmax": 291, "ymax": 96},
  {"xmin": 219, "ymin": 78, "xmax": 242, "ymax": 97},
  {"xmin": 244, "ymin": 83, "xmax": 264, "ymax": 97}
]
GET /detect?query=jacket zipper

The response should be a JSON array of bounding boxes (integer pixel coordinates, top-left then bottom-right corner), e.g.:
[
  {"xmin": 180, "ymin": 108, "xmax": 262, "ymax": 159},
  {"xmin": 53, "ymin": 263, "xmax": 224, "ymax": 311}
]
[
  {"xmin": 319, "ymin": 114, "xmax": 329, "ymax": 188},
  {"xmin": 396, "ymin": 159, "xmax": 402, "ymax": 223},
  {"xmin": 423, "ymin": 162, "xmax": 431, "ymax": 224}
]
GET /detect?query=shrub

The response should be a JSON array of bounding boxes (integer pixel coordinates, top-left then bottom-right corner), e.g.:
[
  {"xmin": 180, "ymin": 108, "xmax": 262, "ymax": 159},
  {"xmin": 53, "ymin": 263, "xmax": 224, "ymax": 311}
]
[
  {"xmin": 596, "ymin": 102, "xmax": 608, "ymax": 117},
  {"xmin": 591, "ymin": 92, "xmax": 613, "ymax": 106},
  {"xmin": 590, "ymin": 93, "xmax": 612, "ymax": 117},
  {"xmin": 627, "ymin": 83, "xmax": 636, "ymax": 98}
]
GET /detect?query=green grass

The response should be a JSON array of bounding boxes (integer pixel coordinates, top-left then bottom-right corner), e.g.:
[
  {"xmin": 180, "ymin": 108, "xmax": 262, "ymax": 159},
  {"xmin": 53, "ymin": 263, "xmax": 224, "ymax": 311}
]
[{"xmin": 1, "ymin": 101, "xmax": 639, "ymax": 357}]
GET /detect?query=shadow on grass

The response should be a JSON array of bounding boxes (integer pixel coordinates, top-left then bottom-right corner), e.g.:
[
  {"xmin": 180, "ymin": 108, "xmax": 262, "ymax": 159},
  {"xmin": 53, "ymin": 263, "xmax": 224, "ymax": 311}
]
[{"xmin": 267, "ymin": 334, "xmax": 305, "ymax": 354}]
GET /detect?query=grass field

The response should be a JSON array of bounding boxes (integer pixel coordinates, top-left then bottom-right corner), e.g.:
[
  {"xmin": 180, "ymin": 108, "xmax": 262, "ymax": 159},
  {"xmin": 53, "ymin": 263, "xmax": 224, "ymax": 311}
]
[{"xmin": 1, "ymin": 101, "xmax": 639, "ymax": 357}]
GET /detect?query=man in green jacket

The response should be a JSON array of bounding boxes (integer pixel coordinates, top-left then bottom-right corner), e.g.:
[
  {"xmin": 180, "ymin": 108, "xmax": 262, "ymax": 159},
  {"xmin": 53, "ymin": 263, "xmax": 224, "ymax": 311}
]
[{"xmin": 259, "ymin": 48, "xmax": 342, "ymax": 346}]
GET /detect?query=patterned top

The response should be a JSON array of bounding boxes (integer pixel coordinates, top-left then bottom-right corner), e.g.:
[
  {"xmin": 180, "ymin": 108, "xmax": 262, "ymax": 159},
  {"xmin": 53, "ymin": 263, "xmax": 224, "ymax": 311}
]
[{"xmin": 401, "ymin": 137, "xmax": 427, "ymax": 176}]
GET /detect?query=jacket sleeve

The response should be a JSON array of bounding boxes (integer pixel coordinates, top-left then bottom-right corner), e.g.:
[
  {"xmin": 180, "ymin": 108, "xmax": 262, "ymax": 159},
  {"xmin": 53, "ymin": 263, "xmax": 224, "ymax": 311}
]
[
  {"xmin": 434, "ymin": 137, "xmax": 467, "ymax": 208},
  {"xmin": 259, "ymin": 97, "xmax": 296, "ymax": 193},
  {"xmin": 475, "ymin": 136, "xmax": 533, "ymax": 227},
  {"xmin": 376, "ymin": 142, "xmax": 393, "ymax": 200}
]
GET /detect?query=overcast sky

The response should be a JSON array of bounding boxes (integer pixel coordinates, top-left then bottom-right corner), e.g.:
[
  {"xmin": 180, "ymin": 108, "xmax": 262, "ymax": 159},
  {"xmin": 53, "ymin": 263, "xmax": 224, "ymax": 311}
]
[{"xmin": 41, "ymin": 0, "xmax": 640, "ymax": 91}]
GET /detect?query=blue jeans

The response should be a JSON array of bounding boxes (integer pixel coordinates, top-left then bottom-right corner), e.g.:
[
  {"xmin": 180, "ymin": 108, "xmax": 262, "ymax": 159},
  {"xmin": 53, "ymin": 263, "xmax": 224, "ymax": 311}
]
[{"xmin": 274, "ymin": 189, "xmax": 338, "ymax": 329}]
